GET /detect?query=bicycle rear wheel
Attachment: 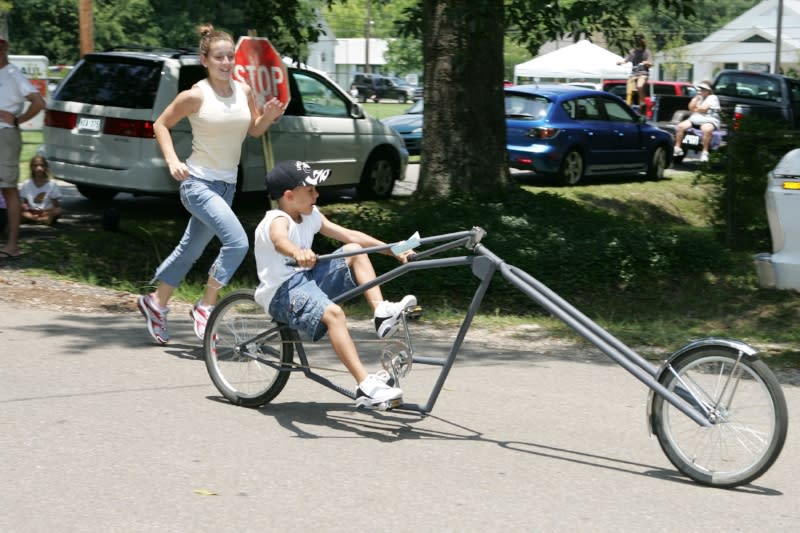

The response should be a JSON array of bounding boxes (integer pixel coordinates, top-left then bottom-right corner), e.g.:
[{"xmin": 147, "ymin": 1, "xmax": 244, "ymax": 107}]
[
  {"xmin": 651, "ymin": 347, "xmax": 788, "ymax": 488},
  {"xmin": 204, "ymin": 289, "xmax": 294, "ymax": 408}
]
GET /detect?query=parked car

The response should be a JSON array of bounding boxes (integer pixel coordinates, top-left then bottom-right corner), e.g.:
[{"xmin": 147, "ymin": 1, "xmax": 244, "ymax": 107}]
[
  {"xmin": 382, "ymin": 86, "xmax": 672, "ymax": 185},
  {"xmin": 603, "ymin": 79, "xmax": 696, "ymax": 120},
  {"xmin": 381, "ymin": 99, "xmax": 423, "ymax": 155},
  {"xmin": 506, "ymin": 85, "xmax": 673, "ymax": 185},
  {"xmin": 713, "ymin": 69, "xmax": 800, "ymax": 129},
  {"xmin": 350, "ymin": 73, "xmax": 417, "ymax": 103},
  {"xmin": 754, "ymin": 148, "xmax": 800, "ymax": 290},
  {"xmin": 41, "ymin": 48, "xmax": 408, "ymax": 201}
]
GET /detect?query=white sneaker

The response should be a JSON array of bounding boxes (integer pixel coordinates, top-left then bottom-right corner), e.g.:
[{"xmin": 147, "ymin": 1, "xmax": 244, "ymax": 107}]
[
  {"xmin": 700, "ymin": 151, "xmax": 709, "ymax": 162},
  {"xmin": 373, "ymin": 295, "xmax": 417, "ymax": 339},
  {"xmin": 673, "ymin": 146, "xmax": 684, "ymax": 157},
  {"xmin": 355, "ymin": 374, "xmax": 403, "ymax": 409}
]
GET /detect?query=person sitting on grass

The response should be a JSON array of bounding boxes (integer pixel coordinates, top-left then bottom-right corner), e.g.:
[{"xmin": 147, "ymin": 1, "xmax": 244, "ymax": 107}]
[
  {"xmin": 19, "ymin": 155, "xmax": 62, "ymax": 225},
  {"xmin": 254, "ymin": 160, "xmax": 417, "ymax": 409}
]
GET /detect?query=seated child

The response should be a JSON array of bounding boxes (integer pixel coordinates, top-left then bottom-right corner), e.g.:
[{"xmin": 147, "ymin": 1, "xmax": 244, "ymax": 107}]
[
  {"xmin": 19, "ymin": 155, "xmax": 63, "ymax": 225},
  {"xmin": 254, "ymin": 160, "xmax": 417, "ymax": 408}
]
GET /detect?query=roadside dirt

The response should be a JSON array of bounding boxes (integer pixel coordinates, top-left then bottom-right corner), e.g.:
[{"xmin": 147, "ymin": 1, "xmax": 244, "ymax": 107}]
[{"xmin": 0, "ymin": 267, "xmax": 138, "ymax": 314}]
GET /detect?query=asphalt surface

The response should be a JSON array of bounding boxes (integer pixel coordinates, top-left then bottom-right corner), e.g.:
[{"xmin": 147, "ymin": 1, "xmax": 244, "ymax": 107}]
[{"xmin": 1, "ymin": 300, "xmax": 799, "ymax": 532}]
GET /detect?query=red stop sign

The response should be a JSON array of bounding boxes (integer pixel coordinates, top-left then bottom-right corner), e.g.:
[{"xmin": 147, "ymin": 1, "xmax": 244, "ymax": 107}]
[{"xmin": 233, "ymin": 36, "xmax": 290, "ymax": 108}]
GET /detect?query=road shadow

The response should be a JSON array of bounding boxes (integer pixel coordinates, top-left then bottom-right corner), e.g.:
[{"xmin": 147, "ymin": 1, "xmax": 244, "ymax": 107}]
[{"xmin": 228, "ymin": 399, "xmax": 783, "ymax": 495}]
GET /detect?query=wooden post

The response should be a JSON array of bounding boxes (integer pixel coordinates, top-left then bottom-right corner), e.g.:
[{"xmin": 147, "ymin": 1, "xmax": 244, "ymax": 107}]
[{"xmin": 79, "ymin": 0, "xmax": 94, "ymax": 57}]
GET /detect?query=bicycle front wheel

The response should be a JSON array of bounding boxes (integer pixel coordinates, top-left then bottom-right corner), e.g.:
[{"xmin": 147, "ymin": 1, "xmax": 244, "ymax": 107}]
[
  {"xmin": 204, "ymin": 290, "xmax": 294, "ymax": 408},
  {"xmin": 651, "ymin": 347, "xmax": 788, "ymax": 488}
]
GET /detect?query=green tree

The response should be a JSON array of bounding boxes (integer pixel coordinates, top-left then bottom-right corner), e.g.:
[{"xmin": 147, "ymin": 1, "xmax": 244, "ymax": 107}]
[
  {"xmin": 384, "ymin": 36, "xmax": 421, "ymax": 76},
  {"xmin": 324, "ymin": 0, "xmax": 415, "ymax": 39}
]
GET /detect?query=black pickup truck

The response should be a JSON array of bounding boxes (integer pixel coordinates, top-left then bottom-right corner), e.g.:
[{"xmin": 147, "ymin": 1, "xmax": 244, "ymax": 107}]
[
  {"xmin": 350, "ymin": 73, "xmax": 418, "ymax": 103},
  {"xmin": 654, "ymin": 70, "xmax": 800, "ymax": 127},
  {"xmin": 653, "ymin": 70, "xmax": 800, "ymax": 161}
]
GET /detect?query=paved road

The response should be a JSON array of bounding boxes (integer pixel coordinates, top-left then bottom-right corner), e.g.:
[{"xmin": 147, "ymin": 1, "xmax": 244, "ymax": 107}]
[{"xmin": 1, "ymin": 301, "xmax": 798, "ymax": 532}]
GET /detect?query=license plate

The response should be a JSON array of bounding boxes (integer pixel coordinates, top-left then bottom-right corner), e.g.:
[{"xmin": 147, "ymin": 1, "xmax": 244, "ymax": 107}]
[
  {"xmin": 684, "ymin": 134, "xmax": 699, "ymax": 146},
  {"xmin": 77, "ymin": 117, "xmax": 101, "ymax": 132}
]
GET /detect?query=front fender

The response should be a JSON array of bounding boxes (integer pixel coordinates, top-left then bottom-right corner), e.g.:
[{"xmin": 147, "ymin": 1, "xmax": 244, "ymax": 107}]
[{"xmin": 646, "ymin": 338, "xmax": 759, "ymax": 434}]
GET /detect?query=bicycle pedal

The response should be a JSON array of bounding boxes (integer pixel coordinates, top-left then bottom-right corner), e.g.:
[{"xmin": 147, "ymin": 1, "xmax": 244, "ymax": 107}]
[
  {"xmin": 405, "ymin": 305, "xmax": 423, "ymax": 320},
  {"xmin": 357, "ymin": 397, "xmax": 403, "ymax": 411},
  {"xmin": 379, "ymin": 397, "xmax": 403, "ymax": 410}
]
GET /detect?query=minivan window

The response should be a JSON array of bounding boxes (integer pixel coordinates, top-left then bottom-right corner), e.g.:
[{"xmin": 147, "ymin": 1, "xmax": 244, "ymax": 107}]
[
  {"xmin": 178, "ymin": 64, "xmax": 207, "ymax": 92},
  {"xmin": 293, "ymin": 71, "xmax": 348, "ymax": 118},
  {"xmin": 53, "ymin": 55, "xmax": 163, "ymax": 108}
]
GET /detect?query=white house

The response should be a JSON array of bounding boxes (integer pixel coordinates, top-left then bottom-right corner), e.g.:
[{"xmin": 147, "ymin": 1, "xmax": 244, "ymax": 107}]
[
  {"xmin": 656, "ymin": 0, "xmax": 800, "ymax": 82},
  {"xmin": 306, "ymin": 21, "xmax": 394, "ymax": 90},
  {"xmin": 303, "ymin": 15, "xmax": 337, "ymax": 80}
]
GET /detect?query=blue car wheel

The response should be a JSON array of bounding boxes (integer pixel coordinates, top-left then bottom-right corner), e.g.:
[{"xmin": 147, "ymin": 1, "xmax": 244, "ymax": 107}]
[{"xmin": 558, "ymin": 149, "xmax": 584, "ymax": 186}]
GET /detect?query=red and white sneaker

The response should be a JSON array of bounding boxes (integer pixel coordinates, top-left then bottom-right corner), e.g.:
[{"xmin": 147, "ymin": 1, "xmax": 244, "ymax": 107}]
[
  {"xmin": 190, "ymin": 300, "xmax": 214, "ymax": 340},
  {"xmin": 137, "ymin": 293, "xmax": 169, "ymax": 345}
]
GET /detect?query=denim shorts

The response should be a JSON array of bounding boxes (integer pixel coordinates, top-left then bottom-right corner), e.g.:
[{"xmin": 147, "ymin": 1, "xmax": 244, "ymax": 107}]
[{"xmin": 268, "ymin": 252, "xmax": 356, "ymax": 341}]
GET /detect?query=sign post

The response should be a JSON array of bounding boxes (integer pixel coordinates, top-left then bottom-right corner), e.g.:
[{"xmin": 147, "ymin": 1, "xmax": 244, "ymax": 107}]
[{"xmin": 233, "ymin": 35, "xmax": 290, "ymax": 174}]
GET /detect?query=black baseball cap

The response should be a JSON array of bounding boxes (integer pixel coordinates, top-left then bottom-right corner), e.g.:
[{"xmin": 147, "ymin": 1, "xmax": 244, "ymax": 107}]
[{"xmin": 265, "ymin": 160, "xmax": 331, "ymax": 200}]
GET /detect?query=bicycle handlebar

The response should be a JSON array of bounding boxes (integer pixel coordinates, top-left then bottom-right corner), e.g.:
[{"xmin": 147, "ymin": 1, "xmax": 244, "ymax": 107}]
[{"xmin": 283, "ymin": 227, "xmax": 486, "ymax": 267}]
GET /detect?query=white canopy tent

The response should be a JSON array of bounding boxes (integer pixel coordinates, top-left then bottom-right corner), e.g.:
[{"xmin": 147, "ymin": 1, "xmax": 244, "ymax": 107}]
[{"xmin": 513, "ymin": 40, "xmax": 631, "ymax": 84}]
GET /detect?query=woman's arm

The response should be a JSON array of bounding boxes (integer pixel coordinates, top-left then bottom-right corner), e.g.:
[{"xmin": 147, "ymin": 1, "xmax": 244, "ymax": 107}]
[
  {"xmin": 243, "ymin": 83, "xmax": 287, "ymax": 137},
  {"xmin": 153, "ymin": 87, "xmax": 202, "ymax": 181}
]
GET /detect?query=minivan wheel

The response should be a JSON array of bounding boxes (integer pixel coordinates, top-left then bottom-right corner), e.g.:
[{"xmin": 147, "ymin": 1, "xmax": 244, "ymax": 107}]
[
  {"xmin": 76, "ymin": 184, "xmax": 118, "ymax": 203},
  {"xmin": 357, "ymin": 154, "xmax": 397, "ymax": 200}
]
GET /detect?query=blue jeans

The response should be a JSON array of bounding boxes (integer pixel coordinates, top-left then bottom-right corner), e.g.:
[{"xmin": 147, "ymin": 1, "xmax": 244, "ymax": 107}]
[
  {"xmin": 153, "ymin": 177, "xmax": 248, "ymax": 288},
  {"xmin": 268, "ymin": 253, "xmax": 356, "ymax": 341}
]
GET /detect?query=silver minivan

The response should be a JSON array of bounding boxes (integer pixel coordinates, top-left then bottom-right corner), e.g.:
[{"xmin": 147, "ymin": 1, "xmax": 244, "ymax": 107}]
[{"xmin": 41, "ymin": 48, "xmax": 408, "ymax": 201}]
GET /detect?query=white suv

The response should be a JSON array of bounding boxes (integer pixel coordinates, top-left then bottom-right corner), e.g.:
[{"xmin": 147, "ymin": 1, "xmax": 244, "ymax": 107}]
[{"xmin": 41, "ymin": 47, "xmax": 408, "ymax": 201}]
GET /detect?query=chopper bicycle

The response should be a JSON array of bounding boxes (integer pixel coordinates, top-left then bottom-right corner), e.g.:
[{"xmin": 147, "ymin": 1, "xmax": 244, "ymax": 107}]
[{"xmin": 202, "ymin": 227, "xmax": 788, "ymax": 489}]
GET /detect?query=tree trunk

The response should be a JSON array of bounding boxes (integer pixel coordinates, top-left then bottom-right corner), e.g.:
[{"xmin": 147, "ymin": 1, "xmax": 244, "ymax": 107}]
[{"xmin": 418, "ymin": 0, "xmax": 510, "ymax": 198}]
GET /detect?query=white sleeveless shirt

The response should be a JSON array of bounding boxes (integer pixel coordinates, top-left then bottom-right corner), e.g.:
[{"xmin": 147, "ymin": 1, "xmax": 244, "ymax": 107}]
[
  {"xmin": 254, "ymin": 206, "xmax": 323, "ymax": 312},
  {"xmin": 186, "ymin": 79, "xmax": 251, "ymax": 183}
]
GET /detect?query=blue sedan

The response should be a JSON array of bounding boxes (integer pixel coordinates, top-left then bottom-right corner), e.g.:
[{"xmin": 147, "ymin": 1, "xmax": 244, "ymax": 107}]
[
  {"xmin": 381, "ymin": 99, "xmax": 423, "ymax": 155},
  {"xmin": 505, "ymin": 85, "xmax": 673, "ymax": 185},
  {"xmin": 382, "ymin": 86, "xmax": 672, "ymax": 185}
]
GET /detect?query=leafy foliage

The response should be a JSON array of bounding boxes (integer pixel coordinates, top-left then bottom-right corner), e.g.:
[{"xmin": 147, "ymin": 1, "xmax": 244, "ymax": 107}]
[{"xmin": 6, "ymin": 0, "xmax": 325, "ymax": 63}]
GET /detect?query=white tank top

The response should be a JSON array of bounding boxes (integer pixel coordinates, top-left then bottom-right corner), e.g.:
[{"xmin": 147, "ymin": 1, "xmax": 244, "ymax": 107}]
[
  {"xmin": 186, "ymin": 79, "xmax": 251, "ymax": 183},
  {"xmin": 253, "ymin": 206, "xmax": 323, "ymax": 313}
]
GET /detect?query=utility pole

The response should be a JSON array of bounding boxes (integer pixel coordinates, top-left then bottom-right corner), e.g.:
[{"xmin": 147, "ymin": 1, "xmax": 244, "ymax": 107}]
[
  {"xmin": 774, "ymin": 0, "xmax": 783, "ymax": 74},
  {"xmin": 364, "ymin": 0, "xmax": 372, "ymax": 73},
  {"xmin": 79, "ymin": 0, "xmax": 94, "ymax": 57}
]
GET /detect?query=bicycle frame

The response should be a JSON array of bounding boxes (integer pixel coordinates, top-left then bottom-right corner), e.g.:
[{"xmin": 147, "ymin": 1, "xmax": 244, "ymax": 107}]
[{"xmin": 267, "ymin": 226, "xmax": 722, "ymax": 426}]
